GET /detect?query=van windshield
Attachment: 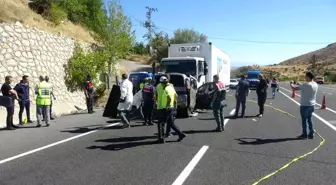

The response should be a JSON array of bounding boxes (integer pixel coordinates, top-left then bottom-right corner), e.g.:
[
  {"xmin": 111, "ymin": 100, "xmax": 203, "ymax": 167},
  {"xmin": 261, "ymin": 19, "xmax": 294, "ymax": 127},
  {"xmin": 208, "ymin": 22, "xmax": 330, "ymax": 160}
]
[
  {"xmin": 155, "ymin": 75, "xmax": 185, "ymax": 87},
  {"xmin": 161, "ymin": 60, "xmax": 197, "ymax": 76},
  {"xmin": 248, "ymin": 74, "xmax": 259, "ymax": 79}
]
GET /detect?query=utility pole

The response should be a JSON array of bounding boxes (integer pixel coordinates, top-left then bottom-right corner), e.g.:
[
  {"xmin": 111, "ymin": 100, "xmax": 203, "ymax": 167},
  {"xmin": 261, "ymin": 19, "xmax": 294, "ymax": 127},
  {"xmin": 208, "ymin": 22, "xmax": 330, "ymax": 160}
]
[{"xmin": 144, "ymin": 6, "xmax": 158, "ymax": 55}]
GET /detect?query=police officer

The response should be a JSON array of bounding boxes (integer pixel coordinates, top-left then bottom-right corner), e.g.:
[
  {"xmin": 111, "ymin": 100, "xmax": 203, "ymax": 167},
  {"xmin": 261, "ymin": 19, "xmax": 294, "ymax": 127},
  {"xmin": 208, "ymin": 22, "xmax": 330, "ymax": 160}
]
[
  {"xmin": 84, "ymin": 74, "xmax": 94, "ymax": 114},
  {"xmin": 157, "ymin": 76, "xmax": 186, "ymax": 143},
  {"xmin": 35, "ymin": 76, "xmax": 52, "ymax": 127},
  {"xmin": 1, "ymin": 75, "xmax": 20, "ymax": 130},
  {"xmin": 142, "ymin": 77, "xmax": 155, "ymax": 126},
  {"xmin": 210, "ymin": 75, "xmax": 226, "ymax": 132},
  {"xmin": 234, "ymin": 75, "xmax": 250, "ymax": 118}
]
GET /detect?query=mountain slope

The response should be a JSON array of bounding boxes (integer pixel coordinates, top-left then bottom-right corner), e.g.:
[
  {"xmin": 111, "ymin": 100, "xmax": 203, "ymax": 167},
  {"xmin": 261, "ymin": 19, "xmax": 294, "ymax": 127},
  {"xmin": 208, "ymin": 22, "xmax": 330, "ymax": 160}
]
[{"xmin": 280, "ymin": 42, "xmax": 336, "ymax": 65}]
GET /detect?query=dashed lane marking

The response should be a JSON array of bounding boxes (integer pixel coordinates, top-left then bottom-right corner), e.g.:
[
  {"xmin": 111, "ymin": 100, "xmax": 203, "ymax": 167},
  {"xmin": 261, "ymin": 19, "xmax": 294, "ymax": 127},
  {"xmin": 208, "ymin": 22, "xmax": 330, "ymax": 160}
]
[
  {"xmin": 0, "ymin": 122, "xmax": 121, "ymax": 165},
  {"xmin": 172, "ymin": 146, "xmax": 209, "ymax": 185},
  {"xmin": 280, "ymin": 87, "xmax": 336, "ymax": 114}
]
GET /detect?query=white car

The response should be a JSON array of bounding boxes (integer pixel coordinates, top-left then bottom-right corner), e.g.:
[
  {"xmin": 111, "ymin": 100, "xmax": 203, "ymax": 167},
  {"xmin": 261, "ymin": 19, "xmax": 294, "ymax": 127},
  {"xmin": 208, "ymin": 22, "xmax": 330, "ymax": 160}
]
[{"xmin": 229, "ymin": 79, "xmax": 239, "ymax": 89}]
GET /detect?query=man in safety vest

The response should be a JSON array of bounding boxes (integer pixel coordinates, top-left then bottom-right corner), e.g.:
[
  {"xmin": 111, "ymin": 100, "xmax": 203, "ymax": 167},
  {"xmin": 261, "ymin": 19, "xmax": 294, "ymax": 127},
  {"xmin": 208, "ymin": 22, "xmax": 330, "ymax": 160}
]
[
  {"xmin": 210, "ymin": 75, "xmax": 226, "ymax": 132},
  {"xmin": 157, "ymin": 76, "xmax": 186, "ymax": 143},
  {"xmin": 270, "ymin": 77, "xmax": 279, "ymax": 99},
  {"xmin": 35, "ymin": 76, "xmax": 52, "ymax": 127},
  {"xmin": 142, "ymin": 77, "xmax": 155, "ymax": 126},
  {"xmin": 156, "ymin": 74, "xmax": 174, "ymax": 138}
]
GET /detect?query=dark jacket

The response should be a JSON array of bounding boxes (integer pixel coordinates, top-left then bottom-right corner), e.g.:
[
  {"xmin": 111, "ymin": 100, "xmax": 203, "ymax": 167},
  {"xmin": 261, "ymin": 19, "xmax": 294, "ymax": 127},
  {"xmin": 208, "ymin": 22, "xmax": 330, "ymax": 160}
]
[
  {"xmin": 237, "ymin": 80, "xmax": 249, "ymax": 97},
  {"xmin": 15, "ymin": 81, "xmax": 30, "ymax": 101},
  {"xmin": 256, "ymin": 79, "xmax": 268, "ymax": 95}
]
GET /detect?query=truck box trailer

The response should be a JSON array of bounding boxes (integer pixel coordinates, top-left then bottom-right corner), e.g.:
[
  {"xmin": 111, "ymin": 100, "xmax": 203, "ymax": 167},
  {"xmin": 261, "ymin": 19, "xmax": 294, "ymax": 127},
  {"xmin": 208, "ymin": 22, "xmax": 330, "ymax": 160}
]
[{"xmin": 160, "ymin": 42, "xmax": 231, "ymax": 88}]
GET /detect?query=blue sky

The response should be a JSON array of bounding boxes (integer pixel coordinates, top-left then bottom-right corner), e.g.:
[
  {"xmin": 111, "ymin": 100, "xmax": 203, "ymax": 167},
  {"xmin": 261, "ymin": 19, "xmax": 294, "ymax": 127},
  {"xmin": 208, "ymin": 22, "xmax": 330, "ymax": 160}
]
[{"xmin": 106, "ymin": 0, "xmax": 336, "ymax": 67}]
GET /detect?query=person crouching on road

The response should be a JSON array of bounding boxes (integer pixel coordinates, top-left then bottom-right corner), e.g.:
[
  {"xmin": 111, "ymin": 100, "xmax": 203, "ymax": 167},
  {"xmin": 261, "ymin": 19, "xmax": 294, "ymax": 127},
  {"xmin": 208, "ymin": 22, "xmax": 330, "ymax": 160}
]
[
  {"xmin": 117, "ymin": 74, "xmax": 133, "ymax": 128},
  {"xmin": 35, "ymin": 76, "xmax": 52, "ymax": 127},
  {"xmin": 84, "ymin": 74, "xmax": 95, "ymax": 114},
  {"xmin": 270, "ymin": 77, "xmax": 279, "ymax": 99},
  {"xmin": 157, "ymin": 76, "xmax": 186, "ymax": 143},
  {"xmin": 142, "ymin": 77, "xmax": 155, "ymax": 126},
  {"xmin": 234, "ymin": 75, "xmax": 249, "ymax": 118},
  {"xmin": 290, "ymin": 72, "xmax": 318, "ymax": 139},
  {"xmin": 256, "ymin": 74, "xmax": 268, "ymax": 118},
  {"xmin": 210, "ymin": 75, "xmax": 226, "ymax": 132}
]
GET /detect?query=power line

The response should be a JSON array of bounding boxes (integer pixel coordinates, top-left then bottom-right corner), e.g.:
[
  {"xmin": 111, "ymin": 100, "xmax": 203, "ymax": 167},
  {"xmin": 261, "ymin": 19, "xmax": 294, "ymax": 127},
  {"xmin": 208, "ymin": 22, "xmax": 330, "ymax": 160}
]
[
  {"xmin": 125, "ymin": 12, "xmax": 332, "ymax": 46},
  {"xmin": 153, "ymin": 26, "xmax": 331, "ymax": 45}
]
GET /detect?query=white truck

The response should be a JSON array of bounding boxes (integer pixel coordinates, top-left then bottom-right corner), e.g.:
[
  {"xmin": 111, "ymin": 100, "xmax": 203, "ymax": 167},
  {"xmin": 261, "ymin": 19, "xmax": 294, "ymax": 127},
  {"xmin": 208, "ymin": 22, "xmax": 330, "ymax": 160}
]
[{"xmin": 160, "ymin": 42, "xmax": 231, "ymax": 88}]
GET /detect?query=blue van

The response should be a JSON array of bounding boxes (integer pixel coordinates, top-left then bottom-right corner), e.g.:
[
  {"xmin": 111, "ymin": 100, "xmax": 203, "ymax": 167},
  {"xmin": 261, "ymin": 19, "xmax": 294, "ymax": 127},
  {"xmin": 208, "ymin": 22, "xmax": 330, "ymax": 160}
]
[
  {"xmin": 129, "ymin": 72, "xmax": 153, "ymax": 94},
  {"xmin": 247, "ymin": 70, "xmax": 261, "ymax": 89}
]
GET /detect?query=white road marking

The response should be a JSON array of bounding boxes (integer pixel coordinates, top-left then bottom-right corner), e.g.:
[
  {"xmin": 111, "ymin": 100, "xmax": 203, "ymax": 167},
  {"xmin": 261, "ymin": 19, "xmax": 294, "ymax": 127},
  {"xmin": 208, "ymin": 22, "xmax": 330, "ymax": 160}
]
[
  {"xmin": 279, "ymin": 91, "xmax": 336, "ymax": 131},
  {"xmin": 224, "ymin": 119, "xmax": 229, "ymax": 126},
  {"xmin": 172, "ymin": 145, "xmax": 209, "ymax": 185},
  {"xmin": 229, "ymin": 109, "xmax": 236, "ymax": 115},
  {"xmin": 328, "ymin": 93, "xmax": 332, "ymax": 95},
  {"xmin": 0, "ymin": 122, "xmax": 121, "ymax": 165},
  {"xmin": 280, "ymin": 87, "xmax": 336, "ymax": 114},
  {"xmin": 252, "ymin": 119, "xmax": 257, "ymax": 122}
]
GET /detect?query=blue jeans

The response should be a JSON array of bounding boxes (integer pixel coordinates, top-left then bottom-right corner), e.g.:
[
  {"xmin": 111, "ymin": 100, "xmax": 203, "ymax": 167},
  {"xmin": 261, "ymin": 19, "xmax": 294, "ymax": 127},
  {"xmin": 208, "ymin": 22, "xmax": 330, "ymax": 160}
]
[{"xmin": 300, "ymin": 106, "xmax": 314, "ymax": 136}]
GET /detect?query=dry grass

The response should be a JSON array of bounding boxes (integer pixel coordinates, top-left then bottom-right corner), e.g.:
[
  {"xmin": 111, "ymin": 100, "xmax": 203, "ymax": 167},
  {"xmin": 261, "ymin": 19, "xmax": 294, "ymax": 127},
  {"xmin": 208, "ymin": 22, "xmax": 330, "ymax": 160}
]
[
  {"xmin": 0, "ymin": 0, "xmax": 96, "ymax": 43},
  {"xmin": 125, "ymin": 54, "xmax": 151, "ymax": 64},
  {"xmin": 261, "ymin": 65, "xmax": 308, "ymax": 77}
]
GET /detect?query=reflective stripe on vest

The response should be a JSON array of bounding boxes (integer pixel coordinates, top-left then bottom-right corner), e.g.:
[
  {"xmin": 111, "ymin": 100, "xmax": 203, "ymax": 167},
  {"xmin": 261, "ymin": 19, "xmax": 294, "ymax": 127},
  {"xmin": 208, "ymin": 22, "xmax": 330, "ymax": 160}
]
[
  {"xmin": 36, "ymin": 81, "xmax": 51, "ymax": 106},
  {"xmin": 216, "ymin": 81, "xmax": 225, "ymax": 91},
  {"xmin": 143, "ymin": 84, "xmax": 153, "ymax": 93}
]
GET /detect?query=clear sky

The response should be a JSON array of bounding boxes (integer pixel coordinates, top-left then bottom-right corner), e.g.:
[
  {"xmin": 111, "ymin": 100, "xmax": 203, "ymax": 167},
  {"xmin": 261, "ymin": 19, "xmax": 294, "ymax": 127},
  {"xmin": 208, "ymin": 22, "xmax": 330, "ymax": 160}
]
[{"xmin": 106, "ymin": 0, "xmax": 336, "ymax": 67}]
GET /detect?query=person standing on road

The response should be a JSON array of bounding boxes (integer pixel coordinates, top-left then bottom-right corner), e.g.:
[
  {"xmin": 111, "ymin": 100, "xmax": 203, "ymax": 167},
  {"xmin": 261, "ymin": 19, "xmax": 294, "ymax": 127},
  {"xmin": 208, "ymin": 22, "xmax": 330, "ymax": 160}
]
[
  {"xmin": 142, "ymin": 77, "xmax": 155, "ymax": 126},
  {"xmin": 210, "ymin": 75, "xmax": 226, "ymax": 132},
  {"xmin": 234, "ymin": 75, "xmax": 249, "ymax": 118},
  {"xmin": 45, "ymin": 76, "xmax": 56, "ymax": 120},
  {"xmin": 157, "ymin": 76, "xmax": 186, "ymax": 143},
  {"xmin": 270, "ymin": 77, "xmax": 279, "ymax": 99},
  {"xmin": 35, "ymin": 76, "xmax": 52, "ymax": 127},
  {"xmin": 256, "ymin": 74, "xmax": 268, "ymax": 118},
  {"xmin": 15, "ymin": 75, "xmax": 33, "ymax": 124},
  {"xmin": 84, "ymin": 74, "xmax": 95, "ymax": 114},
  {"xmin": 1, "ymin": 76, "xmax": 20, "ymax": 130},
  {"xmin": 117, "ymin": 74, "xmax": 133, "ymax": 128},
  {"xmin": 290, "ymin": 72, "xmax": 318, "ymax": 139}
]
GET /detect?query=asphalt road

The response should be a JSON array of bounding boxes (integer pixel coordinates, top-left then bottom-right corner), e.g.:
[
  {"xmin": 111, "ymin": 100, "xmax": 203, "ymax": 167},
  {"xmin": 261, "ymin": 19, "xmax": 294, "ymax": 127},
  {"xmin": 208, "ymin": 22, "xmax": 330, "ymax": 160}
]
[{"xmin": 1, "ymin": 88, "xmax": 336, "ymax": 185}]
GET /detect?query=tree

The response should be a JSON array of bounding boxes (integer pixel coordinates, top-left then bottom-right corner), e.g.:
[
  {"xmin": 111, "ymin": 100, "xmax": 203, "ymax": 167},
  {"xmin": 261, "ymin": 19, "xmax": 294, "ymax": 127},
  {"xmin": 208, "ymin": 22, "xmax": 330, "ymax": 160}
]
[
  {"xmin": 170, "ymin": 28, "xmax": 207, "ymax": 44},
  {"xmin": 98, "ymin": 0, "xmax": 135, "ymax": 74},
  {"xmin": 310, "ymin": 54, "xmax": 317, "ymax": 74},
  {"xmin": 150, "ymin": 32, "xmax": 169, "ymax": 63}
]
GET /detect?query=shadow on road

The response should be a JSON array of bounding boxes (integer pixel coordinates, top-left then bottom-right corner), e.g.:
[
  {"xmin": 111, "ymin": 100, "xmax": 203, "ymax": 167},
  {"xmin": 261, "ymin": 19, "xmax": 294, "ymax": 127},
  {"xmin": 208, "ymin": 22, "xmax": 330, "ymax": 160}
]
[
  {"xmin": 182, "ymin": 130, "xmax": 216, "ymax": 134},
  {"xmin": 236, "ymin": 137, "xmax": 302, "ymax": 145},
  {"xmin": 86, "ymin": 135, "xmax": 158, "ymax": 151},
  {"xmin": 61, "ymin": 124, "xmax": 106, "ymax": 134}
]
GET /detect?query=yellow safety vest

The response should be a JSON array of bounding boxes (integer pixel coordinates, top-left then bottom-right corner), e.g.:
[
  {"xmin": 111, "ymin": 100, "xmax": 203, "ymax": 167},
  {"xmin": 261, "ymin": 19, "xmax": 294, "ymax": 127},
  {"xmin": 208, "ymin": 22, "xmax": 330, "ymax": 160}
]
[
  {"xmin": 139, "ymin": 83, "xmax": 145, "ymax": 89},
  {"xmin": 162, "ymin": 85, "xmax": 176, "ymax": 108},
  {"xmin": 36, "ymin": 81, "xmax": 51, "ymax": 106},
  {"xmin": 156, "ymin": 83, "xmax": 164, "ymax": 110}
]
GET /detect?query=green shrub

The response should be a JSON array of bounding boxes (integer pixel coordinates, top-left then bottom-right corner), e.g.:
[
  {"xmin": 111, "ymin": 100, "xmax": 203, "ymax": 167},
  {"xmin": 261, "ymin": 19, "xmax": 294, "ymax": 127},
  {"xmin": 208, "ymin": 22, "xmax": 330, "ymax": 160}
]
[
  {"xmin": 50, "ymin": 3, "xmax": 67, "ymax": 25},
  {"xmin": 64, "ymin": 44, "xmax": 109, "ymax": 92}
]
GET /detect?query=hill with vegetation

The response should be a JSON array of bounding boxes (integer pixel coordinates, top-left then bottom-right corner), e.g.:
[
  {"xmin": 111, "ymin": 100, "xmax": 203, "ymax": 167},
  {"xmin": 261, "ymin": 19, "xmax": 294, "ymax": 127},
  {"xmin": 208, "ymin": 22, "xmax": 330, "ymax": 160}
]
[{"xmin": 232, "ymin": 42, "xmax": 336, "ymax": 82}]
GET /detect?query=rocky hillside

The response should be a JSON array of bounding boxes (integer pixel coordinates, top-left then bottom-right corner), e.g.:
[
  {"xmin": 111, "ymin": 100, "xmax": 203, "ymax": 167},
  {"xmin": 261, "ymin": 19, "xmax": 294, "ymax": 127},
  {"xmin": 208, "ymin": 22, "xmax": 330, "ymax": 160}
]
[{"xmin": 280, "ymin": 42, "xmax": 336, "ymax": 66}]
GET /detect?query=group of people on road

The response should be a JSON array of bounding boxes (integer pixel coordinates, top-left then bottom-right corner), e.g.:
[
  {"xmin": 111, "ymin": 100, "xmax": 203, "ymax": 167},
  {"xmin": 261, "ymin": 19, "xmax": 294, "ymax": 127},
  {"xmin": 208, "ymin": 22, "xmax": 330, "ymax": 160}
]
[
  {"xmin": 234, "ymin": 71, "xmax": 318, "ymax": 140},
  {"xmin": 234, "ymin": 74, "xmax": 279, "ymax": 118},
  {"xmin": 0, "ymin": 75, "xmax": 56, "ymax": 130},
  {"xmin": 116, "ymin": 73, "xmax": 186, "ymax": 143},
  {"xmin": 0, "ymin": 74, "xmax": 95, "ymax": 131}
]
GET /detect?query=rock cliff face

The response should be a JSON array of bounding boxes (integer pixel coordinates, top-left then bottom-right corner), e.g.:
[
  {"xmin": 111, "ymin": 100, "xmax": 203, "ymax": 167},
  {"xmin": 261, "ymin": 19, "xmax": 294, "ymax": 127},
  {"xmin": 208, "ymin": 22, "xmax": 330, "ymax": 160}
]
[{"xmin": 0, "ymin": 22, "xmax": 92, "ymax": 127}]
